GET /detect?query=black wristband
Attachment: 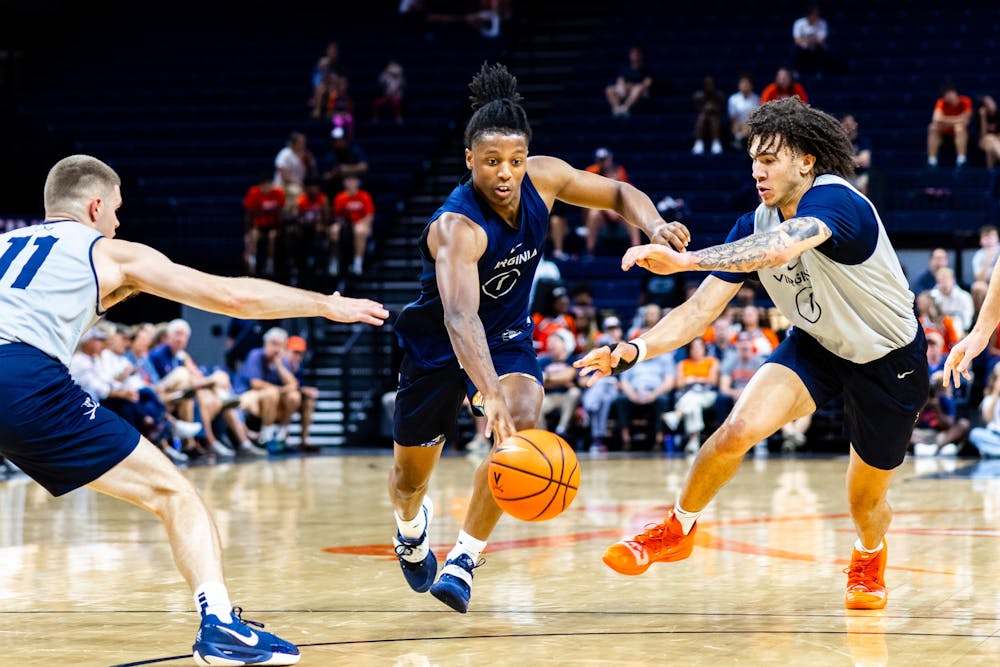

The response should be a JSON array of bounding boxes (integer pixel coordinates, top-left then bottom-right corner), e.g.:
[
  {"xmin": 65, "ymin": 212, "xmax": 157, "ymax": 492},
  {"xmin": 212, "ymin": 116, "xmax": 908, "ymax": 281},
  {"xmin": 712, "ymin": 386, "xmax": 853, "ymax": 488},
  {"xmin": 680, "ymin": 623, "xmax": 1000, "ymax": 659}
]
[{"xmin": 610, "ymin": 342, "xmax": 641, "ymax": 376}]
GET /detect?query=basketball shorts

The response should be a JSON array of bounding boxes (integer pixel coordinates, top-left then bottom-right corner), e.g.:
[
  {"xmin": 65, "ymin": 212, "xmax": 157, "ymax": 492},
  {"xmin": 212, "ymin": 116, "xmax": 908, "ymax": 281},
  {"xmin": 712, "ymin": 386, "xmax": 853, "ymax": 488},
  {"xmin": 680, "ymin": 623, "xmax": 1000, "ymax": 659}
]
[
  {"xmin": 767, "ymin": 327, "xmax": 929, "ymax": 470},
  {"xmin": 0, "ymin": 343, "xmax": 141, "ymax": 496},
  {"xmin": 393, "ymin": 338, "xmax": 542, "ymax": 447}
]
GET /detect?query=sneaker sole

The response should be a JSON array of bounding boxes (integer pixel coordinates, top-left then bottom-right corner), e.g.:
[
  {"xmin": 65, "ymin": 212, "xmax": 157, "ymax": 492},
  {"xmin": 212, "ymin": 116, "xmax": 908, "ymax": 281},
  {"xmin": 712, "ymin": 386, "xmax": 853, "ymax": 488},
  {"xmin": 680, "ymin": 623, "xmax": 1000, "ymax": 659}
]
[
  {"xmin": 845, "ymin": 595, "xmax": 887, "ymax": 610},
  {"xmin": 193, "ymin": 650, "xmax": 301, "ymax": 666},
  {"xmin": 429, "ymin": 581, "xmax": 469, "ymax": 613},
  {"xmin": 601, "ymin": 543, "xmax": 695, "ymax": 575}
]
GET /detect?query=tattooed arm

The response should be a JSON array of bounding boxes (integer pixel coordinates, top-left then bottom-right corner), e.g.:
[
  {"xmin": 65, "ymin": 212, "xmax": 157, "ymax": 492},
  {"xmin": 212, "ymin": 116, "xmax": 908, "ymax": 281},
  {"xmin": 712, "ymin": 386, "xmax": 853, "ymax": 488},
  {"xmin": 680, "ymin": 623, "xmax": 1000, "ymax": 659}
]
[
  {"xmin": 621, "ymin": 216, "xmax": 832, "ymax": 275},
  {"xmin": 428, "ymin": 212, "xmax": 517, "ymax": 441}
]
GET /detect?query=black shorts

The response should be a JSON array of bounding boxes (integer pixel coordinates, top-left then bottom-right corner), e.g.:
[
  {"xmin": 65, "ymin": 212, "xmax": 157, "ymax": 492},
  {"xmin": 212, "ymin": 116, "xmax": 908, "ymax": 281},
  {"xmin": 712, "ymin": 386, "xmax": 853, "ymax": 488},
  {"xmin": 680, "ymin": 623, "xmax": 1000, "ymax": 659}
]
[
  {"xmin": 767, "ymin": 327, "xmax": 929, "ymax": 470},
  {"xmin": 0, "ymin": 344, "xmax": 141, "ymax": 496},
  {"xmin": 393, "ymin": 338, "xmax": 542, "ymax": 447}
]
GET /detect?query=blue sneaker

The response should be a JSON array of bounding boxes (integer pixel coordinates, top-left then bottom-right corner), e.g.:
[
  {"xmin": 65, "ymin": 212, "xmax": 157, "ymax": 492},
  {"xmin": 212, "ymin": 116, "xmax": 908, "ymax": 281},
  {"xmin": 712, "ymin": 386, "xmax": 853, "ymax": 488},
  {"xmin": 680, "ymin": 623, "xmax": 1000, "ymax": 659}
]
[
  {"xmin": 393, "ymin": 497, "xmax": 436, "ymax": 593},
  {"xmin": 193, "ymin": 607, "xmax": 300, "ymax": 666},
  {"xmin": 429, "ymin": 553, "xmax": 483, "ymax": 613}
]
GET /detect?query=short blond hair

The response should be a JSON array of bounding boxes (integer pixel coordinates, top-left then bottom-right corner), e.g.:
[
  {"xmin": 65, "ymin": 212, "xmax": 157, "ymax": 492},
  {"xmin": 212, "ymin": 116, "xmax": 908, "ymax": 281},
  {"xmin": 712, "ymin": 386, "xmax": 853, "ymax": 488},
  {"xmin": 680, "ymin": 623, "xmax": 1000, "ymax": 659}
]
[{"xmin": 43, "ymin": 155, "xmax": 121, "ymax": 213}]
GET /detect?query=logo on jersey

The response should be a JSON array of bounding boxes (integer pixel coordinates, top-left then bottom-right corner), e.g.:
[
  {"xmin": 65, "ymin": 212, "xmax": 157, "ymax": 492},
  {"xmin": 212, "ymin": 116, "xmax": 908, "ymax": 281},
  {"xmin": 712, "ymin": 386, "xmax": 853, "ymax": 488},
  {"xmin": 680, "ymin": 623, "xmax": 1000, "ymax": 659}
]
[
  {"xmin": 482, "ymin": 269, "xmax": 521, "ymax": 299},
  {"xmin": 493, "ymin": 247, "xmax": 537, "ymax": 270},
  {"xmin": 81, "ymin": 396, "xmax": 100, "ymax": 420},
  {"xmin": 795, "ymin": 286, "xmax": 822, "ymax": 323}
]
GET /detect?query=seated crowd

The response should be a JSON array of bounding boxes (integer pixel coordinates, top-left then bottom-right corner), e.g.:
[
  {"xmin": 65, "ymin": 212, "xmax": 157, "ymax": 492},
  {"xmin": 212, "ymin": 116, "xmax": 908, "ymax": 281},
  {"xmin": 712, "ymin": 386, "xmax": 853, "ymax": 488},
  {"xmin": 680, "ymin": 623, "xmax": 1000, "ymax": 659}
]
[{"xmin": 66, "ymin": 318, "xmax": 319, "ymax": 466}]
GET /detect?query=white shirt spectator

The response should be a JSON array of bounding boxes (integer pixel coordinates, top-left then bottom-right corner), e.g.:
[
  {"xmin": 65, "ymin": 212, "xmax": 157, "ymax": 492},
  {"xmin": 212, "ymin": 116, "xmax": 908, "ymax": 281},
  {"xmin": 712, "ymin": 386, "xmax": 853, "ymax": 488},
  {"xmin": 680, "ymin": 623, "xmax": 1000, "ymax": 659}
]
[
  {"xmin": 792, "ymin": 15, "xmax": 828, "ymax": 46},
  {"xmin": 727, "ymin": 90, "xmax": 761, "ymax": 127},
  {"xmin": 930, "ymin": 284, "xmax": 974, "ymax": 335},
  {"xmin": 274, "ymin": 146, "xmax": 307, "ymax": 190}
]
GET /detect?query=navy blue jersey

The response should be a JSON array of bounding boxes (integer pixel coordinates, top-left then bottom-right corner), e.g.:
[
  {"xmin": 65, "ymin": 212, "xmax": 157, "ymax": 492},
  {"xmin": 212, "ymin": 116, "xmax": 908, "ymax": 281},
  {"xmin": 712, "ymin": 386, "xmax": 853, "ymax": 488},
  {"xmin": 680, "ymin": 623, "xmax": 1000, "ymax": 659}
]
[{"xmin": 395, "ymin": 173, "xmax": 550, "ymax": 369}]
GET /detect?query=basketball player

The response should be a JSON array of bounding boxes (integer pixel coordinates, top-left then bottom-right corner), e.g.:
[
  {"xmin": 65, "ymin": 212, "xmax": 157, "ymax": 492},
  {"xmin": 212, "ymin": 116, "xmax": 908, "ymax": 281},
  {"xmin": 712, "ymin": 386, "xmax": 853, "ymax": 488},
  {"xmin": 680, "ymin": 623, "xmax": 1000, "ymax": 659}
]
[
  {"xmin": 0, "ymin": 155, "xmax": 388, "ymax": 665},
  {"xmin": 388, "ymin": 63, "xmax": 690, "ymax": 613},
  {"xmin": 576, "ymin": 97, "xmax": 929, "ymax": 611}
]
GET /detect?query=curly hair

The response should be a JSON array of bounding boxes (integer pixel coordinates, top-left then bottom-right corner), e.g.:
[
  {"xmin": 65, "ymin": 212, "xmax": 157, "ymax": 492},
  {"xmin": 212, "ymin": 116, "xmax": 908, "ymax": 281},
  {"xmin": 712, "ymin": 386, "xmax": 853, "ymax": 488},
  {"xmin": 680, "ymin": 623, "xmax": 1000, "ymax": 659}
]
[
  {"xmin": 746, "ymin": 97, "xmax": 855, "ymax": 179},
  {"xmin": 463, "ymin": 62, "xmax": 532, "ymax": 148}
]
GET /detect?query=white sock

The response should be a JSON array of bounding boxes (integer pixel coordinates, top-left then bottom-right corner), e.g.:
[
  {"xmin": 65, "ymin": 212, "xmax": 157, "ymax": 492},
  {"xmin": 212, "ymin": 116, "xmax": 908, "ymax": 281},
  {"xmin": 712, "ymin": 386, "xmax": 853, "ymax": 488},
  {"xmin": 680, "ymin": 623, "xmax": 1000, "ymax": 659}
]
[
  {"xmin": 395, "ymin": 503, "xmax": 428, "ymax": 539},
  {"xmin": 855, "ymin": 538, "xmax": 884, "ymax": 554},
  {"xmin": 261, "ymin": 424, "xmax": 277, "ymax": 441},
  {"xmin": 928, "ymin": 156, "xmax": 938, "ymax": 166},
  {"xmin": 447, "ymin": 530, "xmax": 487, "ymax": 562},
  {"xmin": 956, "ymin": 154, "xmax": 967, "ymax": 166},
  {"xmin": 673, "ymin": 503, "xmax": 701, "ymax": 536},
  {"xmin": 194, "ymin": 581, "xmax": 233, "ymax": 623},
  {"xmin": 353, "ymin": 256, "xmax": 363, "ymax": 272}
]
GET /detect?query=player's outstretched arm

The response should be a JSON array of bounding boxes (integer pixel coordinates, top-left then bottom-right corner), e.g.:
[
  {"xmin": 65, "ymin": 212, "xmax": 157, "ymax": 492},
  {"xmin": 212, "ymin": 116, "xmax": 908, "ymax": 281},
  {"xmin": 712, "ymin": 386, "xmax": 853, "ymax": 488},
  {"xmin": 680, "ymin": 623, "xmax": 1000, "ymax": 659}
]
[
  {"xmin": 94, "ymin": 239, "xmax": 388, "ymax": 325},
  {"xmin": 574, "ymin": 276, "xmax": 740, "ymax": 386},
  {"xmin": 528, "ymin": 155, "xmax": 690, "ymax": 251},
  {"xmin": 945, "ymin": 257, "xmax": 1000, "ymax": 387}
]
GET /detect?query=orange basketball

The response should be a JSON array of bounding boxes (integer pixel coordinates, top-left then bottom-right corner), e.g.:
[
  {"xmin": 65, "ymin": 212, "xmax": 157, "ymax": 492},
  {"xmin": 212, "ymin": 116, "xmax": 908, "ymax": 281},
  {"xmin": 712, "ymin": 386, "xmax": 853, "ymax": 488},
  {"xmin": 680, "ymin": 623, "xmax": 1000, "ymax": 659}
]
[{"xmin": 488, "ymin": 429, "xmax": 580, "ymax": 522}]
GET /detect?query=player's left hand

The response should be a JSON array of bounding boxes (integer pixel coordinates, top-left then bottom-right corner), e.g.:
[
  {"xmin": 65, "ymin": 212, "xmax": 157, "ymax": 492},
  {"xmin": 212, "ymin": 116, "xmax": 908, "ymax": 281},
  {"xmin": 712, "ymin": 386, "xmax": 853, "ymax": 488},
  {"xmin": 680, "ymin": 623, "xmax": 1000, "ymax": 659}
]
[
  {"xmin": 943, "ymin": 330, "xmax": 988, "ymax": 388},
  {"xmin": 622, "ymin": 244, "xmax": 690, "ymax": 275},
  {"xmin": 326, "ymin": 292, "xmax": 390, "ymax": 325},
  {"xmin": 648, "ymin": 221, "xmax": 690, "ymax": 251},
  {"xmin": 573, "ymin": 342, "xmax": 637, "ymax": 387}
]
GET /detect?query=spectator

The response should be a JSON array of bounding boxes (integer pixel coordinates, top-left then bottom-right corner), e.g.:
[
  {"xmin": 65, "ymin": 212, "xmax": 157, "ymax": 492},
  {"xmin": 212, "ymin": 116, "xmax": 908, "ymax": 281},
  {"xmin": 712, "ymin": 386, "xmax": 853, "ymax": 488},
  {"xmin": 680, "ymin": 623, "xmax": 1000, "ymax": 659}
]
[
  {"xmin": 569, "ymin": 283, "xmax": 597, "ymax": 350},
  {"xmin": 970, "ymin": 365, "xmax": 1000, "ymax": 457},
  {"xmin": 536, "ymin": 328, "xmax": 582, "ymax": 438},
  {"xmin": 910, "ymin": 247, "xmax": 950, "ymax": 294},
  {"xmin": 792, "ymin": 4, "xmax": 829, "ymax": 76},
  {"xmin": 273, "ymin": 132, "xmax": 317, "ymax": 202},
  {"xmin": 531, "ymin": 284, "xmax": 577, "ymax": 353},
  {"xmin": 718, "ymin": 332, "xmax": 768, "ymax": 456},
  {"xmin": 727, "ymin": 73, "xmax": 760, "ymax": 150},
  {"xmin": 235, "ymin": 327, "xmax": 302, "ymax": 451},
  {"xmin": 841, "ymin": 114, "xmax": 872, "ymax": 195},
  {"xmin": 582, "ymin": 147, "xmax": 637, "ymax": 256},
  {"xmin": 284, "ymin": 336, "xmax": 320, "ymax": 453},
  {"xmin": 977, "ymin": 95, "xmax": 1000, "ymax": 170},
  {"xmin": 605, "ymin": 46, "xmax": 653, "ymax": 118},
  {"xmin": 927, "ymin": 83, "xmax": 972, "ymax": 168},
  {"xmin": 293, "ymin": 177, "xmax": 332, "ymax": 280},
  {"xmin": 912, "ymin": 348, "xmax": 970, "ymax": 457},
  {"xmin": 581, "ymin": 316, "xmax": 625, "ymax": 452},
  {"xmin": 312, "ymin": 41, "xmax": 346, "ymax": 92},
  {"xmin": 312, "ymin": 69, "xmax": 354, "ymax": 136},
  {"xmin": 691, "ymin": 76, "xmax": 725, "ymax": 156},
  {"xmin": 971, "ymin": 225, "xmax": 1000, "ymax": 314},
  {"xmin": 333, "ymin": 174, "xmax": 375, "ymax": 276},
  {"xmin": 242, "ymin": 173, "xmax": 285, "ymax": 276},
  {"xmin": 916, "ymin": 290, "xmax": 960, "ymax": 352},
  {"xmin": 704, "ymin": 314, "xmax": 737, "ymax": 366},
  {"xmin": 663, "ymin": 338, "xmax": 720, "ymax": 454},
  {"xmin": 322, "ymin": 127, "xmax": 369, "ymax": 197},
  {"xmin": 372, "ymin": 60, "xmax": 405, "ymax": 124},
  {"xmin": 149, "ymin": 319, "xmax": 256, "ymax": 459},
  {"xmin": 930, "ymin": 266, "xmax": 974, "ymax": 335},
  {"xmin": 735, "ymin": 305, "xmax": 780, "ymax": 355},
  {"xmin": 224, "ymin": 317, "xmax": 265, "ymax": 374},
  {"xmin": 628, "ymin": 303, "xmax": 663, "ymax": 341},
  {"xmin": 760, "ymin": 67, "xmax": 808, "ymax": 104},
  {"xmin": 614, "ymin": 353, "xmax": 674, "ymax": 450}
]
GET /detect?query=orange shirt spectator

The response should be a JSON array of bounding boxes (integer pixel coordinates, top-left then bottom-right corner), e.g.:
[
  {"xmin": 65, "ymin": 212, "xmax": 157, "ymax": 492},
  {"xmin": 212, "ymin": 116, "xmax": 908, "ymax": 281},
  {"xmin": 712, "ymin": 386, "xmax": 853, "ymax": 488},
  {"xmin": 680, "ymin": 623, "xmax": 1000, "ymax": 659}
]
[
  {"xmin": 677, "ymin": 355, "xmax": 718, "ymax": 385},
  {"xmin": 296, "ymin": 190, "xmax": 329, "ymax": 225},
  {"xmin": 760, "ymin": 67, "xmax": 808, "ymax": 104},
  {"xmin": 333, "ymin": 188, "xmax": 375, "ymax": 224},
  {"xmin": 243, "ymin": 182, "xmax": 286, "ymax": 228},
  {"xmin": 933, "ymin": 93, "xmax": 972, "ymax": 135}
]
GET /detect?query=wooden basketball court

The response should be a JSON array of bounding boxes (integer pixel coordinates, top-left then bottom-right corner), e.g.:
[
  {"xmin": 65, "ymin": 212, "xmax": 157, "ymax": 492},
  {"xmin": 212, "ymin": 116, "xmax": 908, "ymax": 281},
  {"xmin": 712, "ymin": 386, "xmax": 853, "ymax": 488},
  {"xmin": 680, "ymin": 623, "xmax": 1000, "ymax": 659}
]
[{"xmin": 1, "ymin": 450, "xmax": 998, "ymax": 665}]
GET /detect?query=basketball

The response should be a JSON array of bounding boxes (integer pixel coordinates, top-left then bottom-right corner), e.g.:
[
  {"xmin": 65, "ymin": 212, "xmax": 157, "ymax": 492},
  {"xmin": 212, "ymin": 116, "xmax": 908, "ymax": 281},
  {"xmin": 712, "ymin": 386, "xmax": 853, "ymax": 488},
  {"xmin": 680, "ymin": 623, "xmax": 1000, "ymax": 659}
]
[{"xmin": 488, "ymin": 429, "xmax": 580, "ymax": 522}]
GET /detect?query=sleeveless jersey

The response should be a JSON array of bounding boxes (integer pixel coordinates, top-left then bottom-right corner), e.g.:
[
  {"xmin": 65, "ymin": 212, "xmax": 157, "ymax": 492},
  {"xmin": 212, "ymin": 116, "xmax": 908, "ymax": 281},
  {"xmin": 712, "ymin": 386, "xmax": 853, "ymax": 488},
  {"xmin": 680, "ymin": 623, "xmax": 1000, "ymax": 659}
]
[
  {"xmin": 395, "ymin": 173, "xmax": 550, "ymax": 369},
  {"xmin": 0, "ymin": 220, "xmax": 105, "ymax": 367},
  {"xmin": 715, "ymin": 174, "xmax": 916, "ymax": 363}
]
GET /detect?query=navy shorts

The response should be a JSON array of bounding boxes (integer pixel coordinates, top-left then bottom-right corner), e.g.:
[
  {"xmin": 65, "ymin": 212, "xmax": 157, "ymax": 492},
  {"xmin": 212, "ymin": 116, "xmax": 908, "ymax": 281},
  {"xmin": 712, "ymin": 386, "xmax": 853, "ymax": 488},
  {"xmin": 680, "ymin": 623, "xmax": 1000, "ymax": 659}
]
[
  {"xmin": 767, "ymin": 327, "xmax": 929, "ymax": 470},
  {"xmin": 0, "ymin": 344, "xmax": 141, "ymax": 496},
  {"xmin": 393, "ymin": 338, "xmax": 542, "ymax": 447}
]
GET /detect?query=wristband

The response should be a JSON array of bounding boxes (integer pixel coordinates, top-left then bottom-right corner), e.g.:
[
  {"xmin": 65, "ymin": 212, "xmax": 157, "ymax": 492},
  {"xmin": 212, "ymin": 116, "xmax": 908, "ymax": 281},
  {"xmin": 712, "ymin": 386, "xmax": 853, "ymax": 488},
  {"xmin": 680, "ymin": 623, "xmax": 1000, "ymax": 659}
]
[
  {"xmin": 611, "ymin": 338, "xmax": 647, "ymax": 376},
  {"xmin": 630, "ymin": 337, "xmax": 648, "ymax": 364}
]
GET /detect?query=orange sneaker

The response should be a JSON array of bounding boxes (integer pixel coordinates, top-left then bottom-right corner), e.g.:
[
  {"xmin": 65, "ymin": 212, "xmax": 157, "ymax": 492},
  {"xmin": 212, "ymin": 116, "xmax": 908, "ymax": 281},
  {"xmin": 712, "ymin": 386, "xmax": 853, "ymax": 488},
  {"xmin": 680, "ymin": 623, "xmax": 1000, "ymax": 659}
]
[
  {"xmin": 844, "ymin": 540, "xmax": 888, "ymax": 610},
  {"xmin": 602, "ymin": 511, "xmax": 697, "ymax": 575}
]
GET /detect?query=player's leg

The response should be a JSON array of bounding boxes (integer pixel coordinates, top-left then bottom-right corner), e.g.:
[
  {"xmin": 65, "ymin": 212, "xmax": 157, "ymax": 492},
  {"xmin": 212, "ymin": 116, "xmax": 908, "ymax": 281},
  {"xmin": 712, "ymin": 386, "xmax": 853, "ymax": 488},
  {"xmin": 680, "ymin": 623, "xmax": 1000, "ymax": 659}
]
[
  {"xmin": 87, "ymin": 438, "xmax": 299, "ymax": 665},
  {"xmin": 843, "ymin": 447, "xmax": 893, "ymax": 611},
  {"xmin": 431, "ymin": 371, "xmax": 543, "ymax": 612},
  {"xmin": 604, "ymin": 362, "xmax": 816, "ymax": 575}
]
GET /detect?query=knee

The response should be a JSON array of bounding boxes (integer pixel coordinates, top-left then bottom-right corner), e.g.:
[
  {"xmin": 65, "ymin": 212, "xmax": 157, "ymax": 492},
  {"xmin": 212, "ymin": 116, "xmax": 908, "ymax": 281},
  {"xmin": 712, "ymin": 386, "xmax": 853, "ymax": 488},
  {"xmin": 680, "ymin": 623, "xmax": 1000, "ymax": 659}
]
[
  {"xmin": 391, "ymin": 463, "xmax": 430, "ymax": 498},
  {"xmin": 710, "ymin": 417, "xmax": 763, "ymax": 455}
]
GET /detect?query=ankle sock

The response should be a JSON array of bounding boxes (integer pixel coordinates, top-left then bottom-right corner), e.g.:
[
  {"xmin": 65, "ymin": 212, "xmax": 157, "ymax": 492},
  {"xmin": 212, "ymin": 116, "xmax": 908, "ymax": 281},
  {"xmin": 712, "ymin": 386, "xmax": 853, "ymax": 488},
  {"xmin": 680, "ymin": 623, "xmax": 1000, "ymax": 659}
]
[
  {"xmin": 673, "ymin": 503, "xmax": 701, "ymax": 536},
  {"xmin": 447, "ymin": 530, "xmax": 487, "ymax": 562},
  {"xmin": 855, "ymin": 538, "xmax": 884, "ymax": 554},
  {"xmin": 195, "ymin": 582, "xmax": 233, "ymax": 623}
]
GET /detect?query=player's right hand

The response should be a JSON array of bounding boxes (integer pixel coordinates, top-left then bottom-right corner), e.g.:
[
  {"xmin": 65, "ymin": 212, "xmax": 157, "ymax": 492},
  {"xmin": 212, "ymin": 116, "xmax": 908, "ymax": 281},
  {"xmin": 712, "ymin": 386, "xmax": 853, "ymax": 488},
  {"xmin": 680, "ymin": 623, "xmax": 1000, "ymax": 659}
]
[
  {"xmin": 326, "ymin": 292, "xmax": 390, "ymax": 325},
  {"xmin": 622, "ymin": 244, "xmax": 691, "ymax": 275},
  {"xmin": 943, "ymin": 330, "xmax": 988, "ymax": 388},
  {"xmin": 483, "ymin": 397, "xmax": 517, "ymax": 444},
  {"xmin": 648, "ymin": 221, "xmax": 691, "ymax": 251}
]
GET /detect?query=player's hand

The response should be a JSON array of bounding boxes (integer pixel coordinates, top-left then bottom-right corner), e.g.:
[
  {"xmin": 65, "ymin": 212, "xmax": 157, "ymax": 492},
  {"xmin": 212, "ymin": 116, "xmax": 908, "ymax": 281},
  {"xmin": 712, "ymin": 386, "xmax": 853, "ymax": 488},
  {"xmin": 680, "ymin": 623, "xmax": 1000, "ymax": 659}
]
[
  {"xmin": 622, "ymin": 244, "xmax": 690, "ymax": 275},
  {"xmin": 648, "ymin": 221, "xmax": 690, "ymax": 251},
  {"xmin": 573, "ymin": 343, "xmax": 637, "ymax": 387},
  {"xmin": 482, "ymin": 396, "xmax": 517, "ymax": 444},
  {"xmin": 943, "ymin": 330, "xmax": 988, "ymax": 388},
  {"xmin": 326, "ymin": 292, "xmax": 390, "ymax": 325}
]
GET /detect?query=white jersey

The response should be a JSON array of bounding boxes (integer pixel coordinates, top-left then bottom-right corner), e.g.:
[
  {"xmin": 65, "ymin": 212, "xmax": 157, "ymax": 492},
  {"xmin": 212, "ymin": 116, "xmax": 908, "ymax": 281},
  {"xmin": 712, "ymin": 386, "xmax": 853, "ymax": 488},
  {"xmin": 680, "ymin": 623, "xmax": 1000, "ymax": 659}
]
[
  {"xmin": 753, "ymin": 174, "xmax": 917, "ymax": 364},
  {"xmin": 0, "ymin": 220, "xmax": 105, "ymax": 367}
]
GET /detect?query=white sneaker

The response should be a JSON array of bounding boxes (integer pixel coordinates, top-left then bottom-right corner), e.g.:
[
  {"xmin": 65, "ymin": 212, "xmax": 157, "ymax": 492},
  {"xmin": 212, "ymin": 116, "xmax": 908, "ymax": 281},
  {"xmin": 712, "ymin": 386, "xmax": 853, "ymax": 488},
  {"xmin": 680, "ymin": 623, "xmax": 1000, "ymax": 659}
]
[
  {"xmin": 938, "ymin": 442, "xmax": 959, "ymax": 457},
  {"xmin": 710, "ymin": 140, "xmax": 723, "ymax": 155},
  {"xmin": 173, "ymin": 420, "xmax": 203, "ymax": 439},
  {"xmin": 753, "ymin": 441, "xmax": 769, "ymax": 458},
  {"xmin": 663, "ymin": 411, "xmax": 681, "ymax": 431},
  {"xmin": 210, "ymin": 441, "xmax": 236, "ymax": 457},
  {"xmin": 685, "ymin": 437, "xmax": 700, "ymax": 454},
  {"xmin": 913, "ymin": 442, "xmax": 938, "ymax": 457},
  {"xmin": 328, "ymin": 258, "xmax": 339, "ymax": 276},
  {"xmin": 691, "ymin": 140, "xmax": 705, "ymax": 155},
  {"xmin": 163, "ymin": 445, "xmax": 189, "ymax": 463},
  {"xmin": 239, "ymin": 440, "xmax": 269, "ymax": 457}
]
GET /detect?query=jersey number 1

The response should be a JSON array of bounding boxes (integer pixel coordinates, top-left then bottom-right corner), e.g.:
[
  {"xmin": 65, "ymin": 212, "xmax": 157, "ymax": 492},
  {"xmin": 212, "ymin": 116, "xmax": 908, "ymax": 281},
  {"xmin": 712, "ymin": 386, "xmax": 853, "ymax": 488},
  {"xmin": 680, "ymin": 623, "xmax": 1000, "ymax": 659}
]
[{"xmin": 0, "ymin": 236, "xmax": 59, "ymax": 289}]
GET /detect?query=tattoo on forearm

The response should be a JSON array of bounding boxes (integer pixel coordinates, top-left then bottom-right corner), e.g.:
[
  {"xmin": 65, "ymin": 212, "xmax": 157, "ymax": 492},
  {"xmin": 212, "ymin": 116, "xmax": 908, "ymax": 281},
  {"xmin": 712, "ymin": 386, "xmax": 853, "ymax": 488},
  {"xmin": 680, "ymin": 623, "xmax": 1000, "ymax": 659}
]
[{"xmin": 692, "ymin": 217, "xmax": 830, "ymax": 272}]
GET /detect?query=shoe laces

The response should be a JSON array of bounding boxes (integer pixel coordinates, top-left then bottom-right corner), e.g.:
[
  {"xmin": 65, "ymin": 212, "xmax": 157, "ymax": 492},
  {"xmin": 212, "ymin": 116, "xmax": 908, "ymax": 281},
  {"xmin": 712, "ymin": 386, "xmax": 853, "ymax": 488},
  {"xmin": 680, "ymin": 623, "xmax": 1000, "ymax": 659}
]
[
  {"xmin": 394, "ymin": 532, "xmax": 426, "ymax": 557},
  {"xmin": 843, "ymin": 554, "xmax": 881, "ymax": 589},
  {"xmin": 627, "ymin": 523, "xmax": 667, "ymax": 549},
  {"xmin": 231, "ymin": 606, "xmax": 265, "ymax": 630}
]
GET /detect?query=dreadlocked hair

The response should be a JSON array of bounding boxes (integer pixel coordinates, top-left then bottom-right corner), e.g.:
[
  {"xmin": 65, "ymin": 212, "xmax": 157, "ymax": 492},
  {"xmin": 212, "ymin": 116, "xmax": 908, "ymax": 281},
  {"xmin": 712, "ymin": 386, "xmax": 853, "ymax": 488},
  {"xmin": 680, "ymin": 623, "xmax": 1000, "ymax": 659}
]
[
  {"xmin": 746, "ymin": 97, "xmax": 855, "ymax": 179},
  {"xmin": 464, "ymin": 62, "xmax": 532, "ymax": 148}
]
